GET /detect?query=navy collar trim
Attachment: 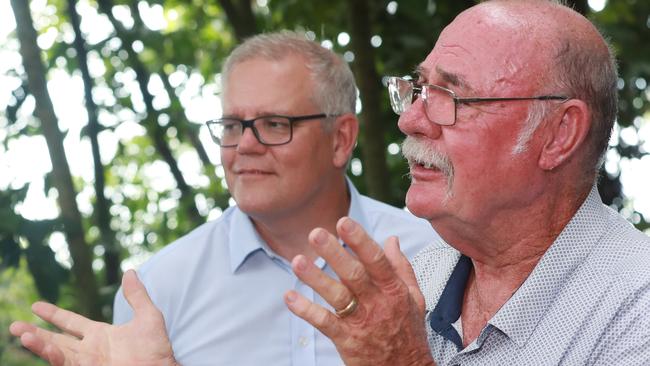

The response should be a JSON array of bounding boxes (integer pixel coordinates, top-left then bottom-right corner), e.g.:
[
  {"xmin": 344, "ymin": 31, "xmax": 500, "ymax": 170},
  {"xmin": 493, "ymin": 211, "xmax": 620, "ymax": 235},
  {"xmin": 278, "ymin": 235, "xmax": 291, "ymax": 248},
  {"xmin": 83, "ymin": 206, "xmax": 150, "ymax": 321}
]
[{"xmin": 429, "ymin": 254, "xmax": 472, "ymax": 351}]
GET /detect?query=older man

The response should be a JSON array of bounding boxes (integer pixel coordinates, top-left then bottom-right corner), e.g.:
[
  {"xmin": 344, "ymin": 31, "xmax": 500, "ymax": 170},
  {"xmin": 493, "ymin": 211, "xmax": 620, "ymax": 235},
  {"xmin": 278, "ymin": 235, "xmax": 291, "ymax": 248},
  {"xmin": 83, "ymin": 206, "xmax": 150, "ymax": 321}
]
[
  {"xmin": 285, "ymin": 0, "xmax": 650, "ymax": 365},
  {"xmin": 9, "ymin": 32, "xmax": 437, "ymax": 365}
]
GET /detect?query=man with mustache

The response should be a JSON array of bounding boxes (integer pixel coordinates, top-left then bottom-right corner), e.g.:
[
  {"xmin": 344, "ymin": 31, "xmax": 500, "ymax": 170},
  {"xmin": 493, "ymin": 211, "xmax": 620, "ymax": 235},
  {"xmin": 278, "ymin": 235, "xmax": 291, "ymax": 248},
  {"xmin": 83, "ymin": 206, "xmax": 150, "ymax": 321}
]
[
  {"xmin": 285, "ymin": 0, "xmax": 650, "ymax": 364},
  {"xmin": 8, "ymin": 31, "xmax": 438, "ymax": 365},
  {"xmin": 11, "ymin": 0, "xmax": 650, "ymax": 365}
]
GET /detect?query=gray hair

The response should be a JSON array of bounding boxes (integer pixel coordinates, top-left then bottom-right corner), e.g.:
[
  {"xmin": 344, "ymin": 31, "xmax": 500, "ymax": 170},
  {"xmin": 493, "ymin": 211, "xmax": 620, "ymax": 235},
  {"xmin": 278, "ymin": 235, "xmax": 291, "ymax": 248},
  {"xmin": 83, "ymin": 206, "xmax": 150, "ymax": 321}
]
[
  {"xmin": 551, "ymin": 37, "xmax": 618, "ymax": 172},
  {"xmin": 221, "ymin": 31, "xmax": 357, "ymax": 117},
  {"xmin": 511, "ymin": 1, "xmax": 618, "ymax": 176}
]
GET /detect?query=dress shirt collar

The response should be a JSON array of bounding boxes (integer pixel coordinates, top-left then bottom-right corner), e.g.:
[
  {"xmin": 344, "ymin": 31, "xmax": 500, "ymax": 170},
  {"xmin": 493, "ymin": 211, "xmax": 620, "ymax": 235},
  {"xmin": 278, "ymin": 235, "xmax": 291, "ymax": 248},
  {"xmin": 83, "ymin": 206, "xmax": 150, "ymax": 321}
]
[
  {"xmin": 228, "ymin": 177, "xmax": 368, "ymax": 273},
  {"xmin": 428, "ymin": 185, "xmax": 608, "ymax": 349},
  {"xmin": 429, "ymin": 254, "xmax": 472, "ymax": 350}
]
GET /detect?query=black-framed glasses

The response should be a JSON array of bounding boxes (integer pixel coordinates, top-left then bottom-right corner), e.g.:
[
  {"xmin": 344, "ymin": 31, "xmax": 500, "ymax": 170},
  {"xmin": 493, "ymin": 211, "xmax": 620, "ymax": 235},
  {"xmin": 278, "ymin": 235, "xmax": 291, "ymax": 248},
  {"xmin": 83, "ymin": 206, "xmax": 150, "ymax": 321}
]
[
  {"xmin": 386, "ymin": 76, "xmax": 569, "ymax": 126},
  {"xmin": 205, "ymin": 113, "xmax": 330, "ymax": 147}
]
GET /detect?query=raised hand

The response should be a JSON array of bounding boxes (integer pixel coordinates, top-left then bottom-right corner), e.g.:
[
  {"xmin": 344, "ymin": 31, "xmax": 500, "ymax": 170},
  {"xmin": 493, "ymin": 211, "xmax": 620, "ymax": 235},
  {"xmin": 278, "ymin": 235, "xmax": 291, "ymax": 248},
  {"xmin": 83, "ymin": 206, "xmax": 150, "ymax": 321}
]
[
  {"xmin": 284, "ymin": 217, "xmax": 436, "ymax": 366},
  {"xmin": 9, "ymin": 270, "xmax": 178, "ymax": 366}
]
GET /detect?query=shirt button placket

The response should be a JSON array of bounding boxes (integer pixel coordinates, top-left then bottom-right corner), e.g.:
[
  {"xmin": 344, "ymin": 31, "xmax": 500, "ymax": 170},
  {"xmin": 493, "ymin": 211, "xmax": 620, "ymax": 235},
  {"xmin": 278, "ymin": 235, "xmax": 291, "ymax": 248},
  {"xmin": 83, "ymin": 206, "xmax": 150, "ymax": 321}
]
[{"xmin": 291, "ymin": 277, "xmax": 316, "ymax": 366}]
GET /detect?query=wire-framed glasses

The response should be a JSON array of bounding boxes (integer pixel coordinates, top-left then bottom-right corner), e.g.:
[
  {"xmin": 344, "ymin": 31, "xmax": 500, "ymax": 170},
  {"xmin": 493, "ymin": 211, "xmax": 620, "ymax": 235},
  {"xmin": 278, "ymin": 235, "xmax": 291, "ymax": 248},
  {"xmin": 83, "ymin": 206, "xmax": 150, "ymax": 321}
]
[
  {"xmin": 205, "ymin": 114, "xmax": 329, "ymax": 147},
  {"xmin": 385, "ymin": 76, "xmax": 569, "ymax": 126}
]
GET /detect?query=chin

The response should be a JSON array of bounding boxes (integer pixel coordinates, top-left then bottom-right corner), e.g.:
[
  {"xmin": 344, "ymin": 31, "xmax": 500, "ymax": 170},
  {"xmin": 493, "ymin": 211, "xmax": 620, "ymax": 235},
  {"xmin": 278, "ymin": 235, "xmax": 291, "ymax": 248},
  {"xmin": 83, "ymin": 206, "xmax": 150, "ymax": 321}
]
[
  {"xmin": 231, "ymin": 190, "xmax": 272, "ymax": 212},
  {"xmin": 405, "ymin": 183, "xmax": 449, "ymax": 220}
]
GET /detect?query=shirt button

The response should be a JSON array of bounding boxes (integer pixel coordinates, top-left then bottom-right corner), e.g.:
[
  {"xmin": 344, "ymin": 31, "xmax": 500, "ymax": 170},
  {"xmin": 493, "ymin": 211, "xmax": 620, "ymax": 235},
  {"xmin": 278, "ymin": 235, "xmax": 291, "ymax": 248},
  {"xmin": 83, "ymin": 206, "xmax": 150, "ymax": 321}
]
[{"xmin": 298, "ymin": 336, "xmax": 309, "ymax": 347}]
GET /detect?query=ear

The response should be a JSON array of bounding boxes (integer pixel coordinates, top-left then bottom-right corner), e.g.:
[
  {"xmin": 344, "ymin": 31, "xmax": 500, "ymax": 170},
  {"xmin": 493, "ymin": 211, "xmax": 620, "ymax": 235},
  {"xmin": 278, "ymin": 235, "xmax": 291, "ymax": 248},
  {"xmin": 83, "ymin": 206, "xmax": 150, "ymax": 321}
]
[
  {"xmin": 331, "ymin": 113, "xmax": 359, "ymax": 169},
  {"xmin": 538, "ymin": 99, "xmax": 591, "ymax": 170}
]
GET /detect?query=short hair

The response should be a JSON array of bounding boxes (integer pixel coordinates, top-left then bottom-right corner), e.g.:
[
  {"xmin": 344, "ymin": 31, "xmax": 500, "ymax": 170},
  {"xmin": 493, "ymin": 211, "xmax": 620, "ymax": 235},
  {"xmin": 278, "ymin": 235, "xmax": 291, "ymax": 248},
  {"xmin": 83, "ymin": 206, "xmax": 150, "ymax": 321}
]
[
  {"xmin": 221, "ymin": 31, "xmax": 357, "ymax": 116},
  {"xmin": 511, "ymin": 1, "xmax": 618, "ymax": 174},
  {"xmin": 551, "ymin": 35, "xmax": 618, "ymax": 171}
]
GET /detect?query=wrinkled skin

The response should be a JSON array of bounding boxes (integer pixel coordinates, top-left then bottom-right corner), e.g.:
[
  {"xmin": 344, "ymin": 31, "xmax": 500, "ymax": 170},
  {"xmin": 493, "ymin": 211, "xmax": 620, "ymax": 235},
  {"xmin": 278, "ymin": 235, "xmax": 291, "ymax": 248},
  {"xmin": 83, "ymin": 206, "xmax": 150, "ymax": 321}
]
[{"xmin": 284, "ymin": 217, "xmax": 436, "ymax": 366}]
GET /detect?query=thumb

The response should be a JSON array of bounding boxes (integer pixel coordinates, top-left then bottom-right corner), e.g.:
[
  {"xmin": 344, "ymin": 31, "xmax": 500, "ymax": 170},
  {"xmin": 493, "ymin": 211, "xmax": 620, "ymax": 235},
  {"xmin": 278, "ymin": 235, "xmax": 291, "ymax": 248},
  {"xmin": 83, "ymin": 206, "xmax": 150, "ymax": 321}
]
[
  {"xmin": 384, "ymin": 237, "xmax": 426, "ymax": 314},
  {"xmin": 122, "ymin": 269, "xmax": 158, "ymax": 317}
]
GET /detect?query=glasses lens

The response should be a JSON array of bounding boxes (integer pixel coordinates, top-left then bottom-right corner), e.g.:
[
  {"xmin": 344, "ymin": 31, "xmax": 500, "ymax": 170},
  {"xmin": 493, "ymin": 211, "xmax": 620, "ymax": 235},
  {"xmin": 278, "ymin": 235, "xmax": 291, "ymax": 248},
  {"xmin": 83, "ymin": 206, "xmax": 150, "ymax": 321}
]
[
  {"xmin": 423, "ymin": 86, "xmax": 456, "ymax": 126},
  {"xmin": 208, "ymin": 118, "xmax": 242, "ymax": 146},
  {"xmin": 254, "ymin": 116, "xmax": 292, "ymax": 145},
  {"xmin": 387, "ymin": 77, "xmax": 413, "ymax": 115}
]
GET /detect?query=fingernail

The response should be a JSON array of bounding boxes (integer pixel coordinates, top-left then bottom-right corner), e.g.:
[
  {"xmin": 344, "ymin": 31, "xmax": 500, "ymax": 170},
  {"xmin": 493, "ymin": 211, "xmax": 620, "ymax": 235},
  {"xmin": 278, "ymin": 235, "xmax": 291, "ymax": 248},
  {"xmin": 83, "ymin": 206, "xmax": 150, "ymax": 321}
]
[
  {"xmin": 313, "ymin": 229, "xmax": 328, "ymax": 246},
  {"xmin": 286, "ymin": 291, "xmax": 297, "ymax": 303},
  {"xmin": 340, "ymin": 218, "xmax": 355, "ymax": 233},
  {"xmin": 293, "ymin": 256, "xmax": 307, "ymax": 271}
]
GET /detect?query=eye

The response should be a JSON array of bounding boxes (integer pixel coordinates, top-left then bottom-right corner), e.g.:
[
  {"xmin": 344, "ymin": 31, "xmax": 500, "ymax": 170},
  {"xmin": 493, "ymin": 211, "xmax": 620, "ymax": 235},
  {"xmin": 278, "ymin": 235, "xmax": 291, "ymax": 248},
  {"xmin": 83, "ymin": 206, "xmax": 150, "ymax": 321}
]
[
  {"xmin": 258, "ymin": 117, "xmax": 290, "ymax": 131},
  {"xmin": 221, "ymin": 120, "xmax": 239, "ymax": 131}
]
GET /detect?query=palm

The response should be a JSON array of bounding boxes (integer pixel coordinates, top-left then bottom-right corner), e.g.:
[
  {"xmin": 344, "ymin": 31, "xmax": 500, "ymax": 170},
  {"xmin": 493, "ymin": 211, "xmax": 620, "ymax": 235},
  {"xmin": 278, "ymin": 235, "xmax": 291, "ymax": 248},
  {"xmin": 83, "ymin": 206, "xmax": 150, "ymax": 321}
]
[
  {"xmin": 70, "ymin": 313, "xmax": 173, "ymax": 365},
  {"xmin": 9, "ymin": 270, "xmax": 178, "ymax": 366}
]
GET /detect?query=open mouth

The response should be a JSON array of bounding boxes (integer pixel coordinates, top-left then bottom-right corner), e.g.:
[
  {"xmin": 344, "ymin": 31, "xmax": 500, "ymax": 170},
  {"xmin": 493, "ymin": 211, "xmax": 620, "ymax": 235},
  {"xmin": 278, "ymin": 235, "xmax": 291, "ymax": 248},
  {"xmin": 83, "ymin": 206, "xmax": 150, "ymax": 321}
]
[{"xmin": 410, "ymin": 159, "xmax": 442, "ymax": 172}]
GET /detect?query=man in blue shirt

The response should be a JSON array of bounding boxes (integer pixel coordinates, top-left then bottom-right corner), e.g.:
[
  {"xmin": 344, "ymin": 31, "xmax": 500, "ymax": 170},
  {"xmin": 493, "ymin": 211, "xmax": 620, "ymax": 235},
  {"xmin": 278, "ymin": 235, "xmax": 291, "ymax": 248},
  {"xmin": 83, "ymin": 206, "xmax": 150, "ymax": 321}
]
[{"xmin": 9, "ymin": 31, "xmax": 438, "ymax": 365}]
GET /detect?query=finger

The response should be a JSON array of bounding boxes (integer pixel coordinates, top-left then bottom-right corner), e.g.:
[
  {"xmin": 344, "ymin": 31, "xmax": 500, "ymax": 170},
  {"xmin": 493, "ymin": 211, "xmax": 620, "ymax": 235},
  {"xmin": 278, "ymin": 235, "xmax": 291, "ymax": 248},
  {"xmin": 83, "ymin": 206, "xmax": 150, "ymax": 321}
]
[
  {"xmin": 284, "ymin": 290, "xmax": 343, "ymax": 341},
  {"xmin": 384, "ymin": 237, "xmax": 426, "ymax": 313},
  {"xmin": 122, "ymin": 269, "xmax": 160, "ymax": 319},
  {"xmin": 10, "ymin": 321, "xmax": 36, "ymax": 337},
  {"xmin": 337, "ymin": 217, "xmax": 401, "ymax": 288},
  {"xmin": 20, "ymin": 332, "xmax": 67, "ymax": 366},
  {"xmin": 31, "ymin": 302, "xmax": 92, "ymax": 338},
  {"xmin": 291, "ymin": 254, "xmax": 354, "ymax": 312},
  {"xmin": 44, "ymin": 343, "xmax": 67, "ymax": 366},
  {"xmin": 10, "ymin": 321, "xmax": 79, "ymax": 351},
  {"xmin": 309, "ymin": 227, "xmax": 372, "ymax": 295}
]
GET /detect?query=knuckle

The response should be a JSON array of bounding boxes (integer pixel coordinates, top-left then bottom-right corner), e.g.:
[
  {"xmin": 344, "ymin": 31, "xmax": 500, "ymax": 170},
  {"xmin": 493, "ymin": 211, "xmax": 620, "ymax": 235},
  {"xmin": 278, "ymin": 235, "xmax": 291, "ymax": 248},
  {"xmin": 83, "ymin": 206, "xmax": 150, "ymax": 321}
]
[
  {"xmin": 368, "ymin": 249, "xmax": 386, "ymax": 266},
  {"xmin": 346, "ymin": 262, "xmax": 367, "ymax": 285},
  {"xmin": 332, "ymin": 291, "xmax": 351, "ymax": 307},
  {"xmin": 313, "ymin": 309, "xmax": 332, "ymax": 329}
]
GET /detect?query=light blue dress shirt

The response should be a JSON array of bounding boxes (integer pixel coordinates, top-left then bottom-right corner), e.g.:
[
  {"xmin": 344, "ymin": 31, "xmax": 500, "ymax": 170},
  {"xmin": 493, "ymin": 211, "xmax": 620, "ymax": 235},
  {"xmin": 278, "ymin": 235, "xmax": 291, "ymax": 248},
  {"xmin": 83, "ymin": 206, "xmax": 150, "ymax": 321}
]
[
  {"xmin": 413, "ymin": 186, "xmax": 650, "ymax": 365},
  {"xmin": 113, "ymin": 180, "xmax": 438, "ymax": 366}
]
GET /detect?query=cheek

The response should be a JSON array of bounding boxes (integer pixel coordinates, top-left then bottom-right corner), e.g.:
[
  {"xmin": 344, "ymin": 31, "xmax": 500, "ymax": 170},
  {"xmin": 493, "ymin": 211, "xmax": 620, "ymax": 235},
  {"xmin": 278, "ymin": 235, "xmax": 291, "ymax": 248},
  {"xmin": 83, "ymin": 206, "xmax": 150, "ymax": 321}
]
[{"xmin": 220, "ymin": 149, "xmax": 234, "ymax": 167}]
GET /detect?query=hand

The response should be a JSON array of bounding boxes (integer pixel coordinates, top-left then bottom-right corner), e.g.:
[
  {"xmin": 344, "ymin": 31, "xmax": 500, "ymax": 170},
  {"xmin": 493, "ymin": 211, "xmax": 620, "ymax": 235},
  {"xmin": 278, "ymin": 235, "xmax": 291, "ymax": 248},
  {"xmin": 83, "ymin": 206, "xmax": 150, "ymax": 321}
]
[
  {"xmin": 284, "ymin": 217, "xmax": 435, "ymax": 366},
  {"xmin": 9, "ymin": 270, "xmax": 178, "ymax": 366}
]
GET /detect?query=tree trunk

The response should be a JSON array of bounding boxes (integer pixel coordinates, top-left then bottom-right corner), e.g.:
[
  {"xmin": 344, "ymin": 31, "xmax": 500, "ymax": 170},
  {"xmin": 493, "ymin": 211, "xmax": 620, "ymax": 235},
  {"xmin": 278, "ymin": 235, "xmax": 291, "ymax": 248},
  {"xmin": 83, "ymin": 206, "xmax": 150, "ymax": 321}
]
[
  {"xmin": 10, "ymin": 0, "xmax": 102, "ymax": 319},
  {"xmin": 346, "ymin": 0, "xmax": 392, "ymax": 202},
  {"xmin": 217, "ymin": 0, "xmax": 258, "ymax": 41},
  {"xmin": 67, "ymin": 0, "xmax": 121, "ymax": 288}
]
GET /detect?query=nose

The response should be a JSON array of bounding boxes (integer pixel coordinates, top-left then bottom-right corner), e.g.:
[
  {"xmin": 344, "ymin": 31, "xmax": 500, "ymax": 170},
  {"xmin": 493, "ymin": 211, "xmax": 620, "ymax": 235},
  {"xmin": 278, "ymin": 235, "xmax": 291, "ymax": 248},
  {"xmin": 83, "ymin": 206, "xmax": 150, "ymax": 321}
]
[
  {"xmin": 397, "ymin": 98, "xmax": 442, "ymax": 139},
  {"xmin": 236, "ymin": 126, "xmax": 266, "ymax": 153}
]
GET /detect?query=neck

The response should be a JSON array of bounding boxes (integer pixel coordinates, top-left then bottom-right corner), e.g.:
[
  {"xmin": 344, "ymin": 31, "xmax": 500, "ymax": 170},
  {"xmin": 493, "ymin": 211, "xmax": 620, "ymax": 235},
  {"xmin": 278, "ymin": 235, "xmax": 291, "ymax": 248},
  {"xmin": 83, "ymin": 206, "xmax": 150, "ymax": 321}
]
[
  {"xmin": 448, "ymin": 178, "xmax": 591, "ymax": 271},
  {"xmin": 455, "ymin": 180, "xmax": 592, "ymax": 346},
  {"xmin": 250, "ymin": 176, "xmax": 351, "ymax": 262}
]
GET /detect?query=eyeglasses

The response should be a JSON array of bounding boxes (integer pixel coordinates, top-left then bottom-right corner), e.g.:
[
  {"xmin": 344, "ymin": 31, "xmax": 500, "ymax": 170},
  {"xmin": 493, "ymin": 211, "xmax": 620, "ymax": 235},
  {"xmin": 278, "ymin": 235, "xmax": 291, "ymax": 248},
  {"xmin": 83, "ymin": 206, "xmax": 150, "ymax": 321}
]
[
  {"xmin": 205, "ymin": 114, "xmax": 330, "ymax": 147},
  {"xmin": 386, "ymin": 76, "xmax": 569, "ymax": 126}
]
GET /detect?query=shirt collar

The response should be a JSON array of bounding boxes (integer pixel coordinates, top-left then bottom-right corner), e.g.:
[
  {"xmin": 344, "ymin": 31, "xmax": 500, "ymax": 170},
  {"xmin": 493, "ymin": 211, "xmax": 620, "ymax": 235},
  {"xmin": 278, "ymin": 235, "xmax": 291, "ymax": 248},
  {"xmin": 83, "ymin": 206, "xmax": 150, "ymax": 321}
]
[
  {"xmin": 491, "ymin": 185, "xmax": 609, "ymax": 347},
  {"xmin": 228, "ymin": 207, "xmax": 269, "ymax": 273},
  {"xmin": 428, "ymin": 254, "xmax": 472, "ymax": 351},
  {"xmin": 228, "ymin": 177, "xmax": 365, "ymax": 273}
]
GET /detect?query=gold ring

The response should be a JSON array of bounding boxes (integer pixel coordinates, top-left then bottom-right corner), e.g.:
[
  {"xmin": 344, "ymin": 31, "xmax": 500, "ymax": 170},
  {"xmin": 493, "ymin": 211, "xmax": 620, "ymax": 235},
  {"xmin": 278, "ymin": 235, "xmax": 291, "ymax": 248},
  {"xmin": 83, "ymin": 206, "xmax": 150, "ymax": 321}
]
[{"xmin": 335, "ymin": 297, "xmax": 358, "ymax": 318}]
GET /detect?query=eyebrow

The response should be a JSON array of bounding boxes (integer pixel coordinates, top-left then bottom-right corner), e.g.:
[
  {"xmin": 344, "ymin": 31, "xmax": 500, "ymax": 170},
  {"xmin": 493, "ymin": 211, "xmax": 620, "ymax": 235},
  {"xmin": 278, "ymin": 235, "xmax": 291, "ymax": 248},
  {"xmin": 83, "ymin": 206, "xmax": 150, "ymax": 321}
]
[
  {"xmin": 415, "ymin": 64, "xmax": 472, "ymax": 92},
  {"xmin": 435, "ymin": 66, "xmax": 471, "ymax": 91}
]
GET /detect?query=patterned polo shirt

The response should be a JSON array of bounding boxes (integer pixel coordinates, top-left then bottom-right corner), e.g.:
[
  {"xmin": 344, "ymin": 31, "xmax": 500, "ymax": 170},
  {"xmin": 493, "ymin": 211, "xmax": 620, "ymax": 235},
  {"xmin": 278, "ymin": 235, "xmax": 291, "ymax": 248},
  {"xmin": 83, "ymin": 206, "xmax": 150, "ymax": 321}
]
[{"xmin": 413, "ymin": 186, "xmax": 650, "ymax": 365}]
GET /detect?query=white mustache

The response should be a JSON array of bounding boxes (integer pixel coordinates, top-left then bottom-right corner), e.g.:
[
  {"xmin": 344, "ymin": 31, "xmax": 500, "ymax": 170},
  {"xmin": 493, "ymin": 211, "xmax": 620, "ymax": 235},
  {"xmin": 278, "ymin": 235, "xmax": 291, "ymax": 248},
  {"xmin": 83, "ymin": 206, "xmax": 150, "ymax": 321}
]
[{"xmin": 401, "ymin": 136, "xmax": 454, "ymax": 180}]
